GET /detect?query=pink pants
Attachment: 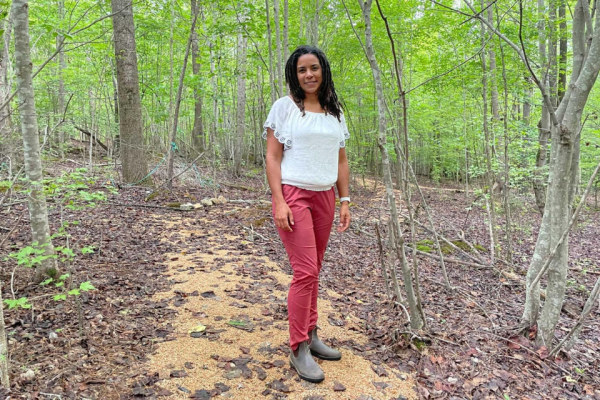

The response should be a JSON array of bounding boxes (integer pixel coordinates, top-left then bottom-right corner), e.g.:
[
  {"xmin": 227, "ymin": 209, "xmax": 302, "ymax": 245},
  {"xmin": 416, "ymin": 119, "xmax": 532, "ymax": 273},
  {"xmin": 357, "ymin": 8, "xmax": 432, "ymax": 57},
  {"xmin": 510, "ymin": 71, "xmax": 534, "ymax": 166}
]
[{"xmin": 274, "ymin": 185, "xmax": 335, "ymax": 350}]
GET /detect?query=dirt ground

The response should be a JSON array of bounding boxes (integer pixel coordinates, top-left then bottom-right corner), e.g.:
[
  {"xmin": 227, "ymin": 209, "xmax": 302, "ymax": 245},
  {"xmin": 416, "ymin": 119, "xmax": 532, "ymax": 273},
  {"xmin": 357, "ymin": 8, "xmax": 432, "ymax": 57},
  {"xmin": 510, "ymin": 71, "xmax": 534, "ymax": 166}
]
[{"xmin": 147, "ymin": 215, "xmax": 417, "ymax": 399}]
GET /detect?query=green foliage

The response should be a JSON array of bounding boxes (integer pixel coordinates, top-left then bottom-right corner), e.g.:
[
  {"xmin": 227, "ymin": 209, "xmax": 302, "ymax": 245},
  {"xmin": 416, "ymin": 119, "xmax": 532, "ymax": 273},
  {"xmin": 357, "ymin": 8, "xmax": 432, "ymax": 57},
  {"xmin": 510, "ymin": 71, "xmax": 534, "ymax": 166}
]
[
  {"xmin": 4, "ymin": 297, "xmax": 32, "ymax": 310},
  {"xmin": 6, "ymin": 242, "xmax": 55, "ymax": 268},
  {"xmin": 43, "ymin": 169, "xmax": 109, "ymax": 209},
  {"xmin": 7, "ymin": 0, "xmax": 600, "ymax": 201}
]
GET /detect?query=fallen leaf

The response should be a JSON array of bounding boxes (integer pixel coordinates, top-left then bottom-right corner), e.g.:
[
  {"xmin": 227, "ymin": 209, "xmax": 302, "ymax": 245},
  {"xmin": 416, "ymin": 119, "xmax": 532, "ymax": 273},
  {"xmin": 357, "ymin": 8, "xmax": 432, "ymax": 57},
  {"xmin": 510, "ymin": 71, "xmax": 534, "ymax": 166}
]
[{"xmin": 170, "ymin": 370, "xmax": 187, "ymax": 378}]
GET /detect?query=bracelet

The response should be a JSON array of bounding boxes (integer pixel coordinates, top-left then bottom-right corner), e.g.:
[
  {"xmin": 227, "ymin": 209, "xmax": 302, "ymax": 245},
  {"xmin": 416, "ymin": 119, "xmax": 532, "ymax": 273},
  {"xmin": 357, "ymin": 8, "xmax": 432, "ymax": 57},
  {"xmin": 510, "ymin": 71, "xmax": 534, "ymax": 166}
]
[{"xmin": 339, "ymin": 197, "xmax": 350, "ymax": 204}]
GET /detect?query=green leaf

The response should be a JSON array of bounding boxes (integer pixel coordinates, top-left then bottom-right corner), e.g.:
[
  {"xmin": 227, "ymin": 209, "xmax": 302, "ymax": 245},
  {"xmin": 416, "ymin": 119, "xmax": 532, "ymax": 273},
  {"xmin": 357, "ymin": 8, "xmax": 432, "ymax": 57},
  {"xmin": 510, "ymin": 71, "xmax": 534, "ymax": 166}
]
[
  {"xmin": 53, "ymin": 294, "xmax": 67, "ymax": 301},
  {"xmin": 4, "ymin": 297, "xmax": 31, "ymax": 309},
  {"xmin": 39, "ymin": 278, "xmax": 53, "ymax": 286},
  {"xmin": 81, "ymin": 247, "xmax": 95, "ymax": 255},
  {"xmin": 79, "ymin": 281, "xmax": 96, "ymax": 291}
]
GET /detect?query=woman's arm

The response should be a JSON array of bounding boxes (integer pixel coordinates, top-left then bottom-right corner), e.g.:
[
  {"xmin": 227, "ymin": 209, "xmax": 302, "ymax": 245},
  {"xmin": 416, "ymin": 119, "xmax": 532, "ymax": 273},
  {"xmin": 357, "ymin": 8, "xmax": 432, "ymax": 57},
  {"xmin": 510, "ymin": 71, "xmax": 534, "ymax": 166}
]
[
  {"xmin": 336, "ymin": 148, "xmax": 350, "ymax": 232},
  {"xmin": 266, "ymin": 128, "xmax": 294, "ymax": 232}
]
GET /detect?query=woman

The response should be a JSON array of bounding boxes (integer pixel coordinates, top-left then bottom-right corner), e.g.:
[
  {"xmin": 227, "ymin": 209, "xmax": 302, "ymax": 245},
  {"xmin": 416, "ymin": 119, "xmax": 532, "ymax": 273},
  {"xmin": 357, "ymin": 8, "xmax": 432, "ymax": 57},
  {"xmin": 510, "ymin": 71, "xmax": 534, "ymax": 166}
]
[{"xmin": 263, "ymin": 45, "xmax": 351, "ymax": 383}]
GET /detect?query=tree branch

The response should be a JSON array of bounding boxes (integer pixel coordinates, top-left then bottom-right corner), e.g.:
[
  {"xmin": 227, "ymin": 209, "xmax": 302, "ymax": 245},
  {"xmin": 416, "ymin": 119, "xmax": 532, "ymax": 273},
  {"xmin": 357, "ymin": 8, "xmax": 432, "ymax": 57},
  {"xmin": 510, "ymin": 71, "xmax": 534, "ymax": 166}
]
[{"xmin": 341, "ymin": 0, "xmax": 368, "ymax": 60}]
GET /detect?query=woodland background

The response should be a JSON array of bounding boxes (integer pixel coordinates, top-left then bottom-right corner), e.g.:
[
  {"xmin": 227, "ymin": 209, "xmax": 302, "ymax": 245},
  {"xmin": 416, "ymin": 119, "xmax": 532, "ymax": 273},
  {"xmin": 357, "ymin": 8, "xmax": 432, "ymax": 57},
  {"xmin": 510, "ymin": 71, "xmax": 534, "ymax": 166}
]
[{"xmin": 0, "ymin": 0, "xmax": 600, "ymax": 398}]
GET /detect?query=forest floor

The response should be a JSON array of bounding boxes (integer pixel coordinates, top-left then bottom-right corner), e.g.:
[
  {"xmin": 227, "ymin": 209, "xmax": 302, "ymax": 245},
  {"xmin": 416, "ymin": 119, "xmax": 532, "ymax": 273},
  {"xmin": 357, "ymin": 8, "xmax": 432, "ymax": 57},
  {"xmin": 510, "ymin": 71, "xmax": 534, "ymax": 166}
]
[{"xmin": 1, "ymin": 162, "xmax": 600, "ymax": 399}]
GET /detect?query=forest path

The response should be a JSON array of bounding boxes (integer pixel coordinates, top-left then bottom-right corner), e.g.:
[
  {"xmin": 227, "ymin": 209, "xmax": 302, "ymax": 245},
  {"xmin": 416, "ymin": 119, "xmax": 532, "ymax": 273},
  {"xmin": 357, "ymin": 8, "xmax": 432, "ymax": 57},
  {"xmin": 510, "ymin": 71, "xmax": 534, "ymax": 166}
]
[{"xmin": 145, "ymin": 209, "xmax": 417, "ymax": 400}]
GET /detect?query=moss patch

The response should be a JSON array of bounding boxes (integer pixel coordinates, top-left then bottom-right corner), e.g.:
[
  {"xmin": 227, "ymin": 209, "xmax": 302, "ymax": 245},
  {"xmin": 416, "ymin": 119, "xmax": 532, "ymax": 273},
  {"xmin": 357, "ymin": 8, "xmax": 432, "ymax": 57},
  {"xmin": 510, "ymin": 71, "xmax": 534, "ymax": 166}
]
[
  {"xmin": 451, "ymin": 240, "xmax": 471, "ymax": 252},
  {"xmin": 413, "ymin": 338, "xmax": 428, "ymax": 351},
  {"xmin": 416, "ymin": 245, "xmax": 433, "ymax": 253},
  {"xmin": 145, "ymin": 190, "xmax": 167, "ymax": 202},
  {"xmin": 441, "ymin": 244, "xmax": 453, "ymax": 255}
]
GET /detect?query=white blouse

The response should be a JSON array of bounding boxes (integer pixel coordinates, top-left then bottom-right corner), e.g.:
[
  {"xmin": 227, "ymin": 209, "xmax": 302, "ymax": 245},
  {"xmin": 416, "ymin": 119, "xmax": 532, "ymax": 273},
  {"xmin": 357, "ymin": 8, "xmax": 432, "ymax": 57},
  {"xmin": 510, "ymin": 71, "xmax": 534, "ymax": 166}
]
[{"xmin": 263, "ymin": 96, "xmax": 350, "ymax": 191}]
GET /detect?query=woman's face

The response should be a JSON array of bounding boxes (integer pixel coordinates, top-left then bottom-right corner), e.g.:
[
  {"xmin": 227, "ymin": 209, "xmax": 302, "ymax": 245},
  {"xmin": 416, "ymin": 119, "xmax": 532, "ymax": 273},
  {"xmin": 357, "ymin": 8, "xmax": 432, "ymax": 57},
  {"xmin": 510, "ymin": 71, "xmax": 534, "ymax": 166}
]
[{"xmin": 296, "ymin": 54, "xmax": 322, "ymax": 95}]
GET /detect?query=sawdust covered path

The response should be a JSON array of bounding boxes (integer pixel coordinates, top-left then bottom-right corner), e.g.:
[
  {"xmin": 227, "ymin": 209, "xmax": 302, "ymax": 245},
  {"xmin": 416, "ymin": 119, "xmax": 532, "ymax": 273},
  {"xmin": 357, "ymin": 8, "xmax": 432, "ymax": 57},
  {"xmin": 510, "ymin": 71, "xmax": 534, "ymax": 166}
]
[{"xmin": 146, "ymin": 203, "xmax": 417, "ymax": 400}]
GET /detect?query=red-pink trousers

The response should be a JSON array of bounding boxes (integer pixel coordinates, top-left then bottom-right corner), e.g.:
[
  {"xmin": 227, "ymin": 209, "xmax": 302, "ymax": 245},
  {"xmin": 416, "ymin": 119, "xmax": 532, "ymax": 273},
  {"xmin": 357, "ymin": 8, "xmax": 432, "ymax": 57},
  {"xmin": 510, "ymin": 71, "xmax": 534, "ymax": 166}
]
[{"xmin": 274, "ymin": 184, "xmax": 335, "ymax": 350}]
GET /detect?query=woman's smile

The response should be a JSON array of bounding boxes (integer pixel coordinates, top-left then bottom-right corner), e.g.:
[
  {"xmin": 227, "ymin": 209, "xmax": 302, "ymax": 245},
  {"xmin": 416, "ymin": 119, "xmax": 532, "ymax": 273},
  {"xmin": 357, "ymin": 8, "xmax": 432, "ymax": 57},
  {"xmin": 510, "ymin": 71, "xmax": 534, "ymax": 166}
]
[{"xmin": 297, "ymin": 54, "xmax": 322, "ymax": 94}]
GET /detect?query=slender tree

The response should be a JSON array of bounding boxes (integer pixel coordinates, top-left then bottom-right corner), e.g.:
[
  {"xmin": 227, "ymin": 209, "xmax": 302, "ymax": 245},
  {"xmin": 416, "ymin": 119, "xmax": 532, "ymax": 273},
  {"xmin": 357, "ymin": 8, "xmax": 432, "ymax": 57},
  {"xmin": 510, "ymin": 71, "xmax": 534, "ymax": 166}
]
[
  {"xmin": 478, "ymin": 0, "xmax": 498, "ymax": 262},
  {"xmin": 265, "ymin": 0, "xmax": 277, "ymax": 102},
  {"xmin": 234, "ymin": 30, "xmax": 248, "ymax": 176},
  {"xmin": 283, "ymin": 0, "xmax": 289, "ymax": 63},
  {"xmin": 0, "ymin": 283, "xmax": 8, "ymax": 386},
  {"xmin": 273, "ymin": 0, "xmax": 284, "ymax": 96},
  {"xmin": 357, "ymin": 0, "xmax": 423, "ymax": 330},
  {"xmin": 166, "ymin": 8, "xmax": 200, "ymax": 187},
  {"xmin": 191, "ymin": 0, "xmax": 205, "ymax": 153},
  {"xmin": 111, "ymin": 0, "xmax": 149, "ymax": 184},
  {"xmin": 0, "ymin": 9, "xmax": 13, "ymax": 167},
  {"xmin": 56, "ymin": 0, "xmax": 66, "ymax": 157},
  {"xmin": 12, "ymin": 0, "xmax": 57, "ymax": 282}
]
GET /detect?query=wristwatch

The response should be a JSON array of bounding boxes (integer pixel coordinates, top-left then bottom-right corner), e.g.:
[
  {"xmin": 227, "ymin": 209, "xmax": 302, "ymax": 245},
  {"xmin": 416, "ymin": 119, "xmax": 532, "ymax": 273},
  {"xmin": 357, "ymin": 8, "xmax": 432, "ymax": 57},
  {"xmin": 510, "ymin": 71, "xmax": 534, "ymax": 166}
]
[{"xmin": 340, "ymin": 197, "xmax": 350, "ymax": 204}]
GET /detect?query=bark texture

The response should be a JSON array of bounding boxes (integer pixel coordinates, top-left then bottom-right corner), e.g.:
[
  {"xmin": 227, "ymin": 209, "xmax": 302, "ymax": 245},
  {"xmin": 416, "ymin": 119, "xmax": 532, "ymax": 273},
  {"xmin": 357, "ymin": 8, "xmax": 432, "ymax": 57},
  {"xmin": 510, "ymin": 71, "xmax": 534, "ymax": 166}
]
[
  {"xmin": 191, "ymin": 0, "xmax": 204, "ymax": 152},
  {"xmin": 273, "ymin": 0, "xmax": 284, "ymax": 96},
  {"xmin": 12, "ymin": 0, "xmax": 57, "ymax": 282},
  {"xmin": 0, "ymin": 283, "xmax": 9, "ymax": 387},
  {"xmin": 111, "ymin": 0, "xmax": 149, "ymax": 184},
  {"xmin": 523, "ymin": 0, "xmax": 600, "ymax": 347},
  {"xmin": 57, "ymin": 0, "xmax": 66, "ymax": 156},
  {"xmin": 479, "ymin": 5, "xmax": 498, "ymax": 261},
  {"xmin": 0, "ymin": 12, "xmax": 13, "ymax": 164},
  {"xmin": 532, "ymin": 0, "xmax": 550, "ymax": 215},
  {"xmin": 234, "ymin": 31, "xmax": 247, "ymax": 176},
  {"xmin": 265, "ymin": 0, "xmax": 276, "ymax": 103}
]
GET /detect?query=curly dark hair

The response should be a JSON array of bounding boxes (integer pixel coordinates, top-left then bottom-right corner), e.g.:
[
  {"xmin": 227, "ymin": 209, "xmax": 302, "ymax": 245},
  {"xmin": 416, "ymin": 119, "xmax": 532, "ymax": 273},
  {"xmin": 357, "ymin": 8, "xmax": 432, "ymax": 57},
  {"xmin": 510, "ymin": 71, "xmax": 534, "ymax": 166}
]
[{"xmin": 285, "ymin": 45, "xmax": 343, "ymax": 121}]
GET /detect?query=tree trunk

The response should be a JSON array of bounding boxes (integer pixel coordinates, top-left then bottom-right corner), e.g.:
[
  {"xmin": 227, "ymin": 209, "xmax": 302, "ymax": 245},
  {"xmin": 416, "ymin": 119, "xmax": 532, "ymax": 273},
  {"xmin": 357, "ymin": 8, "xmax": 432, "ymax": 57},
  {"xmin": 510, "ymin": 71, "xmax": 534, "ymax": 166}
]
[
  {"xmin": 487, "ymin": 4, "xmax": 500, "ymax": 121},
  {"xmin": 0, "ymin": 283, "xmax": 9, "ymax": 387},
  {"xmin": 191, "ymin": 0, "xmax": 204, "ymax": 153},
  {"xmin": 532, "ymin": 0, "xmax": 550, "ymax": 215},
  {"xmin": 273, "ymin": 0, "xmax": 284, "ymax": 97},
  {"xmin": 12, "ymin": 0, "xmax": 57, "ymax": 282},
  {"xmin": 111, "ymin": 0, "xmax": 149, "ymax": 184},
  {"xmin": 479, "ymin": 3, "xmax": 499, "ymax": 260},
  {"xmin": 498, "ymin": 33, "xmax": 513, "ymax": 264},
  {"xmin": 234, "ymin": 31, "xmax": 247, "ymax": 176},
  {"xmin": 57, "ymin": 0, "xmax": 66, "ymax": 157},
  {"xmin": 208, "ymin": 6, "xmax": 218, "ymax": 150},
  {"xmin": 166, "ymin": 9, "xmax": 198, "ymax": 187},
  {"xmin": 309, "ymin": 0, "xmax": 322, "ymax": 46},
  {"xmin": 283, "ymin": 0, "xmax": 289, "ymax": 63},
  {"xmin": 522, "ymin": 77, "xmax": 532, "ymax": 125},
  {"xmin": 358, "ymin": 0, "xmax": 423, "ymax": 330},
  {"xmin": 558, "ymin": 0, "xmax": 567, "ymax": 100},
  {"xmin": 265, "ymin": 0, "xmax": 276, "ymax": 103},
  {"xmin": 0, "ymin": 13, "xmax": 12, "ymax": 166},
  {"xmin": 523, "ymin": 0, "xmax": 600, "ymax": 347}
]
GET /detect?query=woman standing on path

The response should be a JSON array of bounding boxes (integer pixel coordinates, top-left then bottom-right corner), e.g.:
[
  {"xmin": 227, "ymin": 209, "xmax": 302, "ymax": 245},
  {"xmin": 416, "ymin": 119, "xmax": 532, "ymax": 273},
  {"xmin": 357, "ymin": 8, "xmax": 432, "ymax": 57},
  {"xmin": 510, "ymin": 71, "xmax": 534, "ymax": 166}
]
[{"xmin": 263, "ymin": 45, "xmax": 351, "ymax": 383}]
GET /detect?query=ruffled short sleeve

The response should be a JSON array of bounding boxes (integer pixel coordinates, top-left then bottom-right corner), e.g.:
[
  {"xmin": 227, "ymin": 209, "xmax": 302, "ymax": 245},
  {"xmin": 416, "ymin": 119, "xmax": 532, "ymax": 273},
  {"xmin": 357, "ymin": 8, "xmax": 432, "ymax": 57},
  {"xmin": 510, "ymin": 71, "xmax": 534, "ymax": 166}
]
[
  {"xmin": 263, "ymin": 98, "xmax": 293, "ymax": 150},
  {"xmin": 339, "ymin": 112, "xmax": 350, "ymax": 148}
]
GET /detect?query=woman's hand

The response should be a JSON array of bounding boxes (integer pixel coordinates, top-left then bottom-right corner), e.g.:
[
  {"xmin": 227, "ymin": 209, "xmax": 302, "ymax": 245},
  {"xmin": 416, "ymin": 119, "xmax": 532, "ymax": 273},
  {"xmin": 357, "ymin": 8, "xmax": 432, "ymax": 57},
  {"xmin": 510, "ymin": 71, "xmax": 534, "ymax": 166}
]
[
  {"xmin": 274, "ymin": 201, "xmax": 294, "ymax": 232},
  {"xmin": 337, "ymin": 203, "xmax": 350, "ymax": 232}
]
